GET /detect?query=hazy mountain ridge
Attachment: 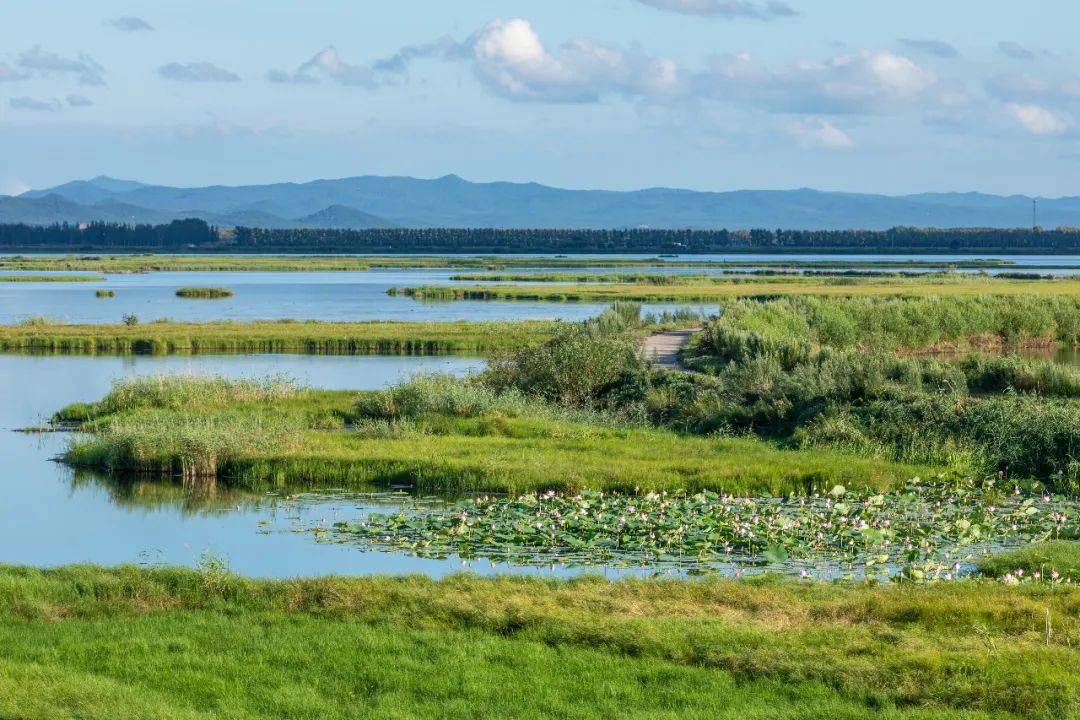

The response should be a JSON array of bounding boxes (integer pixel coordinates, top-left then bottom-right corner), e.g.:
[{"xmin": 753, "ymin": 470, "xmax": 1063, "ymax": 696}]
[{"xmin": 6, "ymin": 174, "xmax": 1080, "ymax": 229}]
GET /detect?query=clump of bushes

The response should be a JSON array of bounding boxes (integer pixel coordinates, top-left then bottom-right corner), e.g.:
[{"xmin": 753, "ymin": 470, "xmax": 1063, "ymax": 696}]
[{"xmin": 95, "ymin": 289, "xmax": 115, "ymax": 298}]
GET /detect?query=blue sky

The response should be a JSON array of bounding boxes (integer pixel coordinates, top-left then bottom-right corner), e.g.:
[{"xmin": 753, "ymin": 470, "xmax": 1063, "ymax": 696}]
[{"xmin": 1, "ymin": 0, "xmax": 1078, "ymax": 196}]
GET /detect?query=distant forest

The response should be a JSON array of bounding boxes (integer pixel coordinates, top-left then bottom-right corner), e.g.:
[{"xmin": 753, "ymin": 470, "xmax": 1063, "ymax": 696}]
[{"xmin": 2, "ymin": 219, "xmax": 1080, "ymax": 254}]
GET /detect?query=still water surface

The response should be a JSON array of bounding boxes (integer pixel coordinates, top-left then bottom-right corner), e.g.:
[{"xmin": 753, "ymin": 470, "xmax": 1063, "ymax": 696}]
[{"xmin": 0, "ymin": 269, "xmax": 720, "ymax": 324}]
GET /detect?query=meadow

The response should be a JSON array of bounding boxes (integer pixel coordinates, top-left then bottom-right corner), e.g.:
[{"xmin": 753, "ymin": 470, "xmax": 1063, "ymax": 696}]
[
  {"xmin": 0, "ymin": 319, "xmax": 558, "ymax": 355},
  {"xmin": 0, "ymin": 564, "xmax": 1076, "ymax": 719}
]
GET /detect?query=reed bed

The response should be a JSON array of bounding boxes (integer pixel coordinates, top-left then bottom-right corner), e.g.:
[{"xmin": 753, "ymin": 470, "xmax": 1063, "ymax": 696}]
[
  {"xmin": 0, "ymin": 319, "xmax": 557, "ymax": 355},
  {"xmin": 94, "ymin": 289, "xmax": 115, "ymax": 298},
  {"xmin": 175, "ymin": 286, "xmax": 234, "ymax": 299}
]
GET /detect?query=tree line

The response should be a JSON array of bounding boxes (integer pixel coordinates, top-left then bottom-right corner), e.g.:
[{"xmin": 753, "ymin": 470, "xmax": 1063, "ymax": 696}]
[{"xmin": 2, "ymin": 220, "xmax": 1080, "ymax": 253}]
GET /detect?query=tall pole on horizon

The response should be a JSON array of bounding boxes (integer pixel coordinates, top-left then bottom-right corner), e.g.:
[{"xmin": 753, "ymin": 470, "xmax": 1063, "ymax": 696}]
[{"xmin": 1033, "ymin": 198, "xmax": 1038, "ymax": 230}]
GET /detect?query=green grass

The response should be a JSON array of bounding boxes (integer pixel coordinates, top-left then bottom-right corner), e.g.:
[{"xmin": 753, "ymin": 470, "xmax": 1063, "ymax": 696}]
[
  {"xmin": 175, "ymin": 287, "xmax": 234, "ymax": 299},
  {"xmin": 0, "ymin": 274, "xmax": 106, "ymax": 282},
  {"xmin": 59, "ymin": 376, "xmax": 932, "ymax": 495},
  {"xmin": 0, "ymin": 564, "xmax": 1076, "ymax": 718},
  {"xmin": 393, "ymin": 276, "xmax": 1080, "ymax": 302},
  {"xmin": 0, "ymin": 319, "xmax": 557, "ymax": 355}
]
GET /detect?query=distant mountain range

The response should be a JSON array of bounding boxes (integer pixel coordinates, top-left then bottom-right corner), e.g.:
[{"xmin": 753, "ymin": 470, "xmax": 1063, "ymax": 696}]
[{"xmin": 3, "ymin": 174, "xmax": 1079, "ymax": 230}]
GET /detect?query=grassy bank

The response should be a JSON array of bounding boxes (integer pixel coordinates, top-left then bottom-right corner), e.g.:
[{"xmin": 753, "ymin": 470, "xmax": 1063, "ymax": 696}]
[
  {"xmin": 0, "ymin": 319, "xmax": 557, "ymax": 355},
  {"xmin": 0, "ymin": 274, "xmax": 106, "ymax": 282},
  {"xmin": 58, "ymin": 375, "xmax": 930, "ymax": 495},
  {"xmin": 0, "ymin": 564, "xmax": 1076, "ymax": 719},
  {"xmin": 393, "ymin": 276, "xmax": 1080, "ymax": 302}
]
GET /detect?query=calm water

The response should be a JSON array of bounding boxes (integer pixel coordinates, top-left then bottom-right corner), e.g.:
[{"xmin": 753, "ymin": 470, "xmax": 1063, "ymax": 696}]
[{"xmin": 0, "ymin": 269, "xmax": 719, "ymax": 324}]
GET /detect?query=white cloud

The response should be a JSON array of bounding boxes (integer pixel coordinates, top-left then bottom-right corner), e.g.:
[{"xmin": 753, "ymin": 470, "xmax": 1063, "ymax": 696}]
[
  {"xmin": 468, "ymin": 18, "xmax": 682, "ymax": 102},
  {"xmin": 786, "ymin": 117, "xmax": 854, "ymax": 149},
  {"xmin": 17, "ymin": 46, "xmax": 105, "ymax": 86},
  {"xmin": 635, "ymin": 0, "xmax": 796, "ymax": 18},
  {"xmin": 159, "ymin": 62, "xmax": 241, "ymax": 83},
  {"xmin": 107, "ymin": 16, "xmax": 153, "ymax": 32},
  {"xmin": 697, "ymin": 49, "xmax": 935, "ymax": 114},
  {"xmin": 66, "ymin": 94, "xmax": 94, "ymax": 107},
  {"xmin": 1005, "ymin": 103, "xmax": 1068, "ymax": 135}
]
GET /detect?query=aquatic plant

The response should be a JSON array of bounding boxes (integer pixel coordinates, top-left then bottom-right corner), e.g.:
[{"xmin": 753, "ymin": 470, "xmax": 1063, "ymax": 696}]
[
  {"xmin": 95, "ymin": 289, "xmax": 115, "ymax": 298},
  {"xmin": 325, "ymin": 476, "xmax": 1076, "ymax": 581}
]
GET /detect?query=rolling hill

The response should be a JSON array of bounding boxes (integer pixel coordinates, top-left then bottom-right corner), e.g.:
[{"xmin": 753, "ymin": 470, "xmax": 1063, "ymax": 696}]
[{"xmin": 6, "ymin": 174, "xmax": 1079, "ymax": 230}]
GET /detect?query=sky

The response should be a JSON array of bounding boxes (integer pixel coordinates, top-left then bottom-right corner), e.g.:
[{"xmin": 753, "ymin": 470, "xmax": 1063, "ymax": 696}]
[{"xmin": 1, "ymin": 0, "xmax": 1079, "ymax": 197}]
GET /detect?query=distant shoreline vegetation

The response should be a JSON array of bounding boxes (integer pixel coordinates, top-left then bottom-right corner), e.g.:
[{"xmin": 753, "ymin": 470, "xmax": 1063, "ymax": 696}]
[{"xmin": 2, "ymin": 219, "xmax": 1080, "ymax": 254}]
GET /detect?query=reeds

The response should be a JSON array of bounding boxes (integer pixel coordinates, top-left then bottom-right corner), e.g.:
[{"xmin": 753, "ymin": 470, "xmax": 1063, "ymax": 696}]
[{"xmin": 0, "ymin": 319, "xmax": 557, "ymax": 355}]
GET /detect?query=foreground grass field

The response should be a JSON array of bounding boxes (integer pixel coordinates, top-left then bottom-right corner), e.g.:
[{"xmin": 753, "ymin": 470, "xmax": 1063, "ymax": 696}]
[
  {"xmin": 58, "ymin": 378, "xmax": 929, "ymax": 495},
  {"xmin": 394, "ymin": 276, "xmax": 1080, "ymax": 302},
  {"xmin": 0, "ymin": 564, "xmax": 1076, "ymax": 719},
  {"xmin": 0, "ymin": 319, "xmax": 557, "ymax": 355}
]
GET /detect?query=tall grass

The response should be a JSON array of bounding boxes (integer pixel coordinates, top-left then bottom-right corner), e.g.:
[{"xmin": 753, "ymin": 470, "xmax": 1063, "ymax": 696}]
[
  {"xmin": 690, "ymin": 295, "xmax": 1080, "ymax": 366},
  {"xmin": 66, "ymin": 411, "xmax": 306, "ymax": 480}
]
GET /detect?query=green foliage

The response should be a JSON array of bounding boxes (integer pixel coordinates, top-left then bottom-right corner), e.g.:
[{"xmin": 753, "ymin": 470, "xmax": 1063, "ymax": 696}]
[{"xmin": 482, "ymin": 306, "xmax": 647, "ymax": 409}]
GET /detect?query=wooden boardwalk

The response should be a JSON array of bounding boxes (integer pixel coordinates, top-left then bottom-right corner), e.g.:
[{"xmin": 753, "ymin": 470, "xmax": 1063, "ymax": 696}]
[{"xmin": 643, "ymin": 328, "xmax": 699, "ymax": 370}]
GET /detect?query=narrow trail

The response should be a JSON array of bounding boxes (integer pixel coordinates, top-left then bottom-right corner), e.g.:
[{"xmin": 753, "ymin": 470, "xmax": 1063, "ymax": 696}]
[{"xmin": 643, "ymin": 328, "xmax": 699, "ymax": 370}]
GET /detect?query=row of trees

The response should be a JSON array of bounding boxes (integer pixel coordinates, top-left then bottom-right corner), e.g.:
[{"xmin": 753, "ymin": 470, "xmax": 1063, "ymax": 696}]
[{"xmin": 2, "ymin": 220, "xmax": 1080, "ymax": 253}]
